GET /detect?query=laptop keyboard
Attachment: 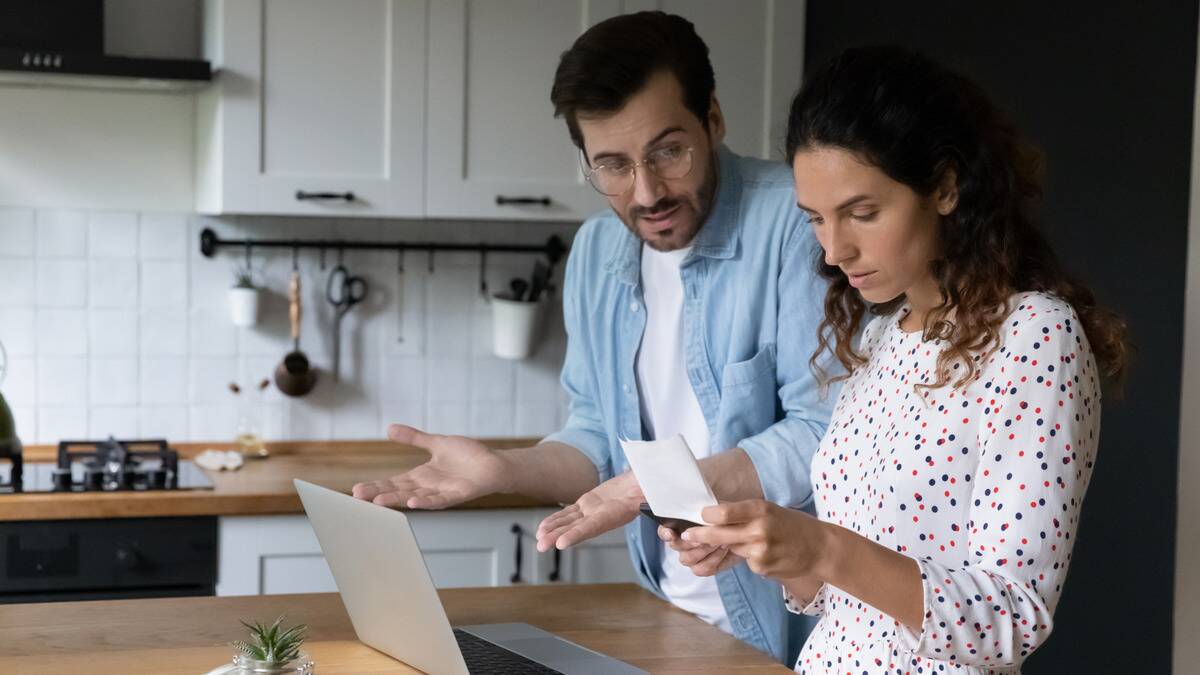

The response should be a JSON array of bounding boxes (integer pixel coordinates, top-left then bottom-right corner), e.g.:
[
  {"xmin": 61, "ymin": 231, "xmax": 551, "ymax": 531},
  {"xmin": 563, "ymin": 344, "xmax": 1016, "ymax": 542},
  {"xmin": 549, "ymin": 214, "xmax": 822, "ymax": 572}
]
[{"xmin": 453, "ymin": 628, "xmax": 566, "ymax": 674}]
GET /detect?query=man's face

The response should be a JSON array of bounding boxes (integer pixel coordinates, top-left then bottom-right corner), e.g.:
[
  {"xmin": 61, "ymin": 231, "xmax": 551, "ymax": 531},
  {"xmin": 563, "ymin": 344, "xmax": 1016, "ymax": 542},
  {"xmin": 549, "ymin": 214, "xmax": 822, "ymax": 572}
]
[{"xmin": 577, "ymin": 71, "xmax": 725, "ymax": 251}]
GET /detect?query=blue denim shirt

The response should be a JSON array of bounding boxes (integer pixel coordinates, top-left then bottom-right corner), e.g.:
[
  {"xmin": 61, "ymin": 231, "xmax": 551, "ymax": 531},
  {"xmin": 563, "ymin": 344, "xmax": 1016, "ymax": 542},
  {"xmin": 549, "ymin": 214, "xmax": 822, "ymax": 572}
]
[{"xmin": 544, "ymin": 146, "xmax": 835, "ymax": 663}]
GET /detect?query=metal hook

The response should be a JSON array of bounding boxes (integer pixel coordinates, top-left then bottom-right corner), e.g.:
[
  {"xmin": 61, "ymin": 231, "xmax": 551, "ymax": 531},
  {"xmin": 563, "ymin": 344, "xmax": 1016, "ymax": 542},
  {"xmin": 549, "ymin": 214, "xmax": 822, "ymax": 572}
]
[
  {"xmin": 243, "ymin": 242, "xmax": 253, "ymax": 271},
  {"xmin": 427, "ymin": 250, "xmax": 435, "ymax": 274},
  {"xmin": 319, "ymin": 246, "xmax": 327, "ymax": 271},
  {"xmin": 291, "ymin": 245, "xmax": 299, "ymax": 272},
  {"xmin": 337, "ymin": 246, "xmax": 345, "ymax": 266},
  {"xmin": 397, "ymin": 247, "xmax": 405, "ymax": 274}
]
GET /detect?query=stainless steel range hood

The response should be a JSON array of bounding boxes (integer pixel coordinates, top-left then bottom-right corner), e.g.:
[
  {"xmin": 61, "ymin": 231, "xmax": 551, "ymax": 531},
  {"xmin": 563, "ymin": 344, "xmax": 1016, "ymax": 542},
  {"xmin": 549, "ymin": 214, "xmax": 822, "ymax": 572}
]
[{"xmin": 0, "ymin": 1, "xmax": 211, "ymax": 92}]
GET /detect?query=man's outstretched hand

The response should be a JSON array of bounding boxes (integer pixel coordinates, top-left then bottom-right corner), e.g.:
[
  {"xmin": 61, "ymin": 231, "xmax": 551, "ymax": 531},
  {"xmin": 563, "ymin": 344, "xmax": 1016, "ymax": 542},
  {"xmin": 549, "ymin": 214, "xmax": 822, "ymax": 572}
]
[
  {"xmin": 351, "ymin": 424, "xmax": 513, "ymax": 509},
  {"xmin": 535, "ymin": 471, "xmax": 644, "ymax": 551}
]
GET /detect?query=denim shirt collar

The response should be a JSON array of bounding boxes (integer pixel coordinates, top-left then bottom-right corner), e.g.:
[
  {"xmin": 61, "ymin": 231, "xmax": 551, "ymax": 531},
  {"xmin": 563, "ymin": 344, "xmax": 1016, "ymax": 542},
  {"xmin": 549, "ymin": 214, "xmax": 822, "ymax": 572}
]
[{"xmin": 604, "ymin": 144, "xmax": 743, "ymax": 285}]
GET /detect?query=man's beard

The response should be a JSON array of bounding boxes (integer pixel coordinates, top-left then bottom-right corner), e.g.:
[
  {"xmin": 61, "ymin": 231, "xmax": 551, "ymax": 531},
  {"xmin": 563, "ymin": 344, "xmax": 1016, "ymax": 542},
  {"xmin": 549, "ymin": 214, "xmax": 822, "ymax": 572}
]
[{"xmin": 620, "ymin": 152, "xmax": 719, "ymax": 252}]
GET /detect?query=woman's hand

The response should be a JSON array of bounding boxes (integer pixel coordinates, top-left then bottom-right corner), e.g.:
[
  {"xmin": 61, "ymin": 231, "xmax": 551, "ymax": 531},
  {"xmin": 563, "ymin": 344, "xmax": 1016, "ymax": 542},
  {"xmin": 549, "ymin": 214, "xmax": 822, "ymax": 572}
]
[
  {"xmin": 658, "ymin": 525, "xmax": 743, "ymax": 576},
  {"xmin": 682, "ymin": 500, "xmax": 834, "ymax": 580}
]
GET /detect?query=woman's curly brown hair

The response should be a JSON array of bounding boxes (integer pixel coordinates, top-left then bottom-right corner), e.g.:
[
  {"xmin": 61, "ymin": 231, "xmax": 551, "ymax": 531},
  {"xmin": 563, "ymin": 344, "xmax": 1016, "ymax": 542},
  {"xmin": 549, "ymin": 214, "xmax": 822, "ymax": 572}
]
[{"xmin": 787, "ymin": 46, "xmax": 1129, "ymax": 393}]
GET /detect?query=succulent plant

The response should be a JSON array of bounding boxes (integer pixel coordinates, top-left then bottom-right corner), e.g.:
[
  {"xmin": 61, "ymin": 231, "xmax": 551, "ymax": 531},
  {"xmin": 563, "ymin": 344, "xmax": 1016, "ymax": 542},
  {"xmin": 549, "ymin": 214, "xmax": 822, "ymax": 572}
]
[{"xmin": 231, "ymin": 615, "xmax": 308, "ymax": 665}]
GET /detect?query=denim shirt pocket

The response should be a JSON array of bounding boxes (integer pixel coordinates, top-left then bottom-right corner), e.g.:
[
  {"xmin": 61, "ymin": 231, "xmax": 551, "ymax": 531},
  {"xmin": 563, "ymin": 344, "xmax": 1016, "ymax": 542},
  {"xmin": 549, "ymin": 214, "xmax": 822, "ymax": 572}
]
[{"xmin": 717, "ymin": 344, "xmax": 779, "ymax": 448}]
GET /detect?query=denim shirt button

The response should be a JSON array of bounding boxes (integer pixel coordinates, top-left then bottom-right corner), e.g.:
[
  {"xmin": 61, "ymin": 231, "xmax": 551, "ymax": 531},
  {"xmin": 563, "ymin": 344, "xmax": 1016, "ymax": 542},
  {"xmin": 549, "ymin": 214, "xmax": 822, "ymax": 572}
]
[{"xmin": 630, "ymin": 301, "xmax": 640, "ymax": 313}]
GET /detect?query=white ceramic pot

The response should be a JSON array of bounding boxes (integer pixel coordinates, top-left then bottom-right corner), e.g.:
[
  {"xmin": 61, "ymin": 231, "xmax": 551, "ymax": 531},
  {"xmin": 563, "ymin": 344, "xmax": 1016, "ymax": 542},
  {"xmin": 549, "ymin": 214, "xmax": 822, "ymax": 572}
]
[
  {"xmin": 490, "ymin": 296, "xmax": 544, "ymax": 360},
  {"xmin": 229, "ymin": 287, "xmax": 260, "ymax": 327}
]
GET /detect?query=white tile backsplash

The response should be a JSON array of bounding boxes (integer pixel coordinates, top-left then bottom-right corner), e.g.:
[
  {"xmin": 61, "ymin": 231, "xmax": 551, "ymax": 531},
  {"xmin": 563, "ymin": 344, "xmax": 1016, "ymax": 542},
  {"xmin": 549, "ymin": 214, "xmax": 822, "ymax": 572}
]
[
  {"xmin": 36, "ymin": 211, "xmax": 87, "ymax": 257},
  {"xmin": 89, "ymin": 406, "xmax": 139, "ymax": 437},
  {"xmin": 88, "ymin": 212, "xmax": 139, "ymax": 259},
  {"xmin": 88, "ymin": 309, "xmax": 139, "ymax": 356},
  {"xmin": 38, "ymin": 406, "xmax": 87, "ymax": 442},
  {"xmin": 2, "ymin": 211, "xmax": 574, "ymax": 444},
  {"xmin": 89, "ymin": 260, "xmax": 139, "ymax": 308},
  {"xmin": 139, "ymin": 213, "xmax": 189, "ymax": 259},
  {"xmin": 0, "ymin": 308, "xmax": 36, "ymax": 355},
  {"xmin": 140, "ymin": 309, "xmax": 187, "ymax": 355},
  {"xmin": 140, "ymin": 356, "xmax": 188, "ymax": 404},
  {"xmin": 0, "ymin": 259, "xmax": 35, "ymax": 307},
  {"xmin": 138, "ymin": 405, "xmax": 189, "ymax": 439},
  {"xmin": 36, "ymin": 260, "xmax": 88, "ymax": 307},
  {"xmin": 36, "ymin": 309, "xmax": 88, "ymax": 355},
  {"xmin": 37, "ymin": 357, "xmax": 88, "ymax": 405},
  {"xmin": 141, "ymin": 260, "xmax": 188, "ymax": 308},
  {"xmin": 89, "ymin": 357, "xmax": 139, "ymax": 406},
  {"xmin": 0, "ymin": 209, "xmax": 35, "ymax": 256}
]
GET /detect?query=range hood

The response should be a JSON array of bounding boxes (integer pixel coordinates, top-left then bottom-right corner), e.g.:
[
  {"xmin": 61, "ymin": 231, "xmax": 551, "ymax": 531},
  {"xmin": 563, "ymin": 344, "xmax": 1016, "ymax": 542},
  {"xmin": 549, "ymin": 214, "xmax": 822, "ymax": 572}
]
[{"xmin": 0, "ymin": 1, "xmax": 211, "ymax": 92}]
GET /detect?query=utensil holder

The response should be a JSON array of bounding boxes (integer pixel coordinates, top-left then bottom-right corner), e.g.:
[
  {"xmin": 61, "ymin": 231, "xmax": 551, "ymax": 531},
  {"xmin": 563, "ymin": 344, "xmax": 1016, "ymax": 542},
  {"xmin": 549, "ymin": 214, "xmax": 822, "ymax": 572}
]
[
  {"xmin": 229, "ymin": 287, "xmax": 260, "ymax": 327},
  {"xmin": 491, "ymin": 295, "xmax": 544, "ymax": 360}
]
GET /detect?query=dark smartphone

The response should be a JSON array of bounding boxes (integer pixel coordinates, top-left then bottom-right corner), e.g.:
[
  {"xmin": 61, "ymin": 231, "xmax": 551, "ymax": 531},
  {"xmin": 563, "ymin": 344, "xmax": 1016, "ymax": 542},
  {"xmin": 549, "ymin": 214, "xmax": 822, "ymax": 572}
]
[{"xmin": 639, "ymin": 502, "xmax": 703, "ymax": 533}]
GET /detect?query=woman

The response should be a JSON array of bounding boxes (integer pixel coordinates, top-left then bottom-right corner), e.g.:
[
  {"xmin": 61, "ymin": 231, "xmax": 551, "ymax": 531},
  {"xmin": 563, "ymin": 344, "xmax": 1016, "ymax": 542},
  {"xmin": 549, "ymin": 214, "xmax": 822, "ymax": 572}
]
[{"xmin": 668, "ymin": 46, "xmax": 1128, "ymax": 673}]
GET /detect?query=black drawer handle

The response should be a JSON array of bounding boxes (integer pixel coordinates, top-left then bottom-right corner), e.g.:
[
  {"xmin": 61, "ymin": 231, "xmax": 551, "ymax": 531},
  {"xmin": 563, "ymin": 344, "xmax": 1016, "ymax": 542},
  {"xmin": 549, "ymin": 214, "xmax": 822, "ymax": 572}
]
[
  {"xmin": 296, "ymin": 190, "xmax": 355, "ymax": 202},
  {"xmin": 548, "ymin": 547, "xmax": 562, "ymax": 582},
  {"xmin": 496, "ymin": 195, "xmax": 552, "ymax": 207},
  {"xmin": 510, "ymin": 523, "xmax": 523, "ymax": 584}
]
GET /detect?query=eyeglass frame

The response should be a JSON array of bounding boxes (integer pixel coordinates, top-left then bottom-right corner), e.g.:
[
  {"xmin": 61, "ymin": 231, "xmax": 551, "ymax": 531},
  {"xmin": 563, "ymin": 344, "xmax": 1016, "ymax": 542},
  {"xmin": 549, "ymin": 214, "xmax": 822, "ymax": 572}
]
[{"xmin": 579, "ymin": 144, "xmax": 697, "ymax": 197}]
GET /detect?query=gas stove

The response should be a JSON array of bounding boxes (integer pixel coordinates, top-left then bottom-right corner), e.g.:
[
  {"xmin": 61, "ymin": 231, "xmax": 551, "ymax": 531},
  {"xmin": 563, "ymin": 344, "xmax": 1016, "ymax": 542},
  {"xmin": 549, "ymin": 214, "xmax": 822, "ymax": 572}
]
[{"xmin": 0, "ymin": 437, "xmax": 213, "ymax": 494}]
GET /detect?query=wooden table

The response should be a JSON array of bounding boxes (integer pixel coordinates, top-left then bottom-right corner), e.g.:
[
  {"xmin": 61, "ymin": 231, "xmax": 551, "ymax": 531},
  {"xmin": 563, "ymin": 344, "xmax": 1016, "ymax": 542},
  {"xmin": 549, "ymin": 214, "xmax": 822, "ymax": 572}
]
[{"xmin": 0, "ymin": 584, "xmax": 791, "ymax": 674}]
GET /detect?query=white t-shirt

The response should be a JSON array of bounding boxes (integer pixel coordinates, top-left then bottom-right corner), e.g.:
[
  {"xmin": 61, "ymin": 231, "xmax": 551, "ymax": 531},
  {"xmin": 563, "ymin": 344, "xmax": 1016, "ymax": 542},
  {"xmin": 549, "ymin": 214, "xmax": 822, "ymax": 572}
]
[{"xmin": 635, "ymin": 244, "xmax": 732, "ymax": 634}]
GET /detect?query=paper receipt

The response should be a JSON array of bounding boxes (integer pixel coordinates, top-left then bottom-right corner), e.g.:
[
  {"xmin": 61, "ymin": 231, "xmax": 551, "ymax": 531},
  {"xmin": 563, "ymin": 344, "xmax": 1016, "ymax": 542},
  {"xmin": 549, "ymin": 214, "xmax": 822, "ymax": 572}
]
[{"xmin": 620, "ymin": 434, "xmax": 718, "ymax": 524}]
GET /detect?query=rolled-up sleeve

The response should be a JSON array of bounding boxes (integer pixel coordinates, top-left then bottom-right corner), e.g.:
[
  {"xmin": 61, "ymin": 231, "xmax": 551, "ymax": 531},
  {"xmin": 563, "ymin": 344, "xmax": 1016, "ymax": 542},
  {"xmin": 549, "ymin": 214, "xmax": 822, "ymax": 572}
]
[{"xmin": 738, "ymin": 217, "xmax": 835, "ymax": 509}]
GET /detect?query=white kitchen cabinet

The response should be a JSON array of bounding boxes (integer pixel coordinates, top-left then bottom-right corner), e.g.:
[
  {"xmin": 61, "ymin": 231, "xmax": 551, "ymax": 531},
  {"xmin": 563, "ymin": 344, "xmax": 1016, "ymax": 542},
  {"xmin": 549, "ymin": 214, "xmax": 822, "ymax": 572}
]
[
  {"xmin": 195, "ymin": 0, "xmax": 427, "ymax": 218},
  {"xmin": 217, "ymin": 509, "xmax": 539, "ymax": 596},
  {"xmin": 217, "ymin": 514, "xmax": 337, "ymax": 596},
  {"xmin": 424, "ymin": 0, "xmax": 620, "ymax": 221},
  {"xmin": 424, "ymin": 0, "xmax": 806, "ymax": 221}
]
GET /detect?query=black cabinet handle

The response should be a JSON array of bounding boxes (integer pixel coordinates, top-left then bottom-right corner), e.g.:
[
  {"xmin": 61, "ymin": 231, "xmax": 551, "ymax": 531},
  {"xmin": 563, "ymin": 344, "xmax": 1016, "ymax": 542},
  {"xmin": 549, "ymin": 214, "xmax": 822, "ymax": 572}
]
[
  {"xmin": 548, "ymin": 547, "xmax": 562, "ymax": 582},
  {"xmin": 295, "ymin": 190, "xmax": 355, "ymax": 202},
  {"xmin": 510, "ymin": 523, "xmax": 523, "ymax": 584},
  {"xmin": 495, "ymin": 195, "xmax": 552, "ymax": 207}
]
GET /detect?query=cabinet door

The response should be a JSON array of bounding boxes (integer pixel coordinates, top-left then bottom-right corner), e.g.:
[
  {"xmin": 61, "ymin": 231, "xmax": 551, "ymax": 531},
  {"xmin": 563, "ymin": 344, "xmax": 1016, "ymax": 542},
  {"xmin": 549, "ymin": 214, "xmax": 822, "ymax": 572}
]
[
  {"xmin": 198, "ymin": 0, "xmax": 426, "ymax": 217},
  {"xmin": 623, "ymin": 0, "xmax": 807, "ymax": 160},
  {"xmin": 425, "ymin": 0, "xmax": 621, "ymax": 221},
  {"xmin": 406, "ymin": 510, "xmax": 538, "ymax": 588},
  {"xmin": 217, "ymin": 515, "xmax": 337, "ymax": 596}
]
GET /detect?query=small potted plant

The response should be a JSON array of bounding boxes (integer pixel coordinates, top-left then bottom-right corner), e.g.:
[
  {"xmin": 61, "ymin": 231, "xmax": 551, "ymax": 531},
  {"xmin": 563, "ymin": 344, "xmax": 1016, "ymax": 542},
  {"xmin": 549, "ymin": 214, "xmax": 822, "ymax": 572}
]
[
  {"xmin": 229, "ymin": 267, "xmax": 260, "ymax": 328},
  {"xmin": 228, "ymin": 615, "xmax": 313, "ymax": 674}
]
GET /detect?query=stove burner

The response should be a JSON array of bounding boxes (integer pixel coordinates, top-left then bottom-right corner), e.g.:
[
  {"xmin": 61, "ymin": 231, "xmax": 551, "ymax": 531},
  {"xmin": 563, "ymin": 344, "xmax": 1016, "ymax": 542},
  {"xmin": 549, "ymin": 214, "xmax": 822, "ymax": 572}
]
[{"xmin": 55, "ymin": 437, "xmax": 181, "ymax": 492}]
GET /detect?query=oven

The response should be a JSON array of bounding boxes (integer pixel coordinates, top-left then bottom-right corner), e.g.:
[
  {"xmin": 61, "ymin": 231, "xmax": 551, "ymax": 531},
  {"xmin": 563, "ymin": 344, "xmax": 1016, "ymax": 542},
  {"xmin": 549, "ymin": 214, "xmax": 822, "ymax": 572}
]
[{"xmin": 0, "ymin": 516, "xmax": 217, "ymax": 603}]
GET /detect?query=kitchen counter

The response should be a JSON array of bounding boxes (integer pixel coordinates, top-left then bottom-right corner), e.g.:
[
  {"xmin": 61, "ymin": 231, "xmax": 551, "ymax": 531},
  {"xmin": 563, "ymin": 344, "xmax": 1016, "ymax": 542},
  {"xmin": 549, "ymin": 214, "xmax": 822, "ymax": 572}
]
[
  {"xmin": 0, "ymin": 584, "xmax": 790, "ymax": 674},
  {"xmin": 3, "ymin": 439, "xmax": 557, "ymax": 521}
]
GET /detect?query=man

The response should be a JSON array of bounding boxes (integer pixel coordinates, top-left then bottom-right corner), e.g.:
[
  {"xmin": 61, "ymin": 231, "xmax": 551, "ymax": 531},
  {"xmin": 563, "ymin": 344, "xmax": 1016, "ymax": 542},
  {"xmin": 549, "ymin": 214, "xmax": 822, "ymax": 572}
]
[{"xmin": 353, "ymin": 11, "xmax": 832, "ymax": 663}]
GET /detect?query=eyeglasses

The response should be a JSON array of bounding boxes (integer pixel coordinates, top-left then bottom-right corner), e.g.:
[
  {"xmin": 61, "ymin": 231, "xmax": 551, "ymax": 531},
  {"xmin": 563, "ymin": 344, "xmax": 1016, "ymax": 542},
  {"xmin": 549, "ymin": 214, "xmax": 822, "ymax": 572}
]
[{"xmin": 582, "ymin": 144, "xmax": 695, "ymax": 196}]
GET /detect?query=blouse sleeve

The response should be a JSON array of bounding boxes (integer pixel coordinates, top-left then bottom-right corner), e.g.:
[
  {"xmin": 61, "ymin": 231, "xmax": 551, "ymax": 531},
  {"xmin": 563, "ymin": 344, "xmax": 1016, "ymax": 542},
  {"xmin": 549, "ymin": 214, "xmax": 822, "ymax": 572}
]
[{"xmin": 896, "ymin": 297, "xmax": 1102, "ymax": 669}]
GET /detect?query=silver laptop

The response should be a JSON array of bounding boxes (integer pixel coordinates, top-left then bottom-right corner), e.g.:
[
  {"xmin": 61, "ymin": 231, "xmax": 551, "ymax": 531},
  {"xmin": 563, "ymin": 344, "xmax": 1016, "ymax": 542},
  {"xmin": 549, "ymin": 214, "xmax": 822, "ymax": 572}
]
[{"xmin": 294, "ymin": 479, "xmax": 648, "ymax": 675}]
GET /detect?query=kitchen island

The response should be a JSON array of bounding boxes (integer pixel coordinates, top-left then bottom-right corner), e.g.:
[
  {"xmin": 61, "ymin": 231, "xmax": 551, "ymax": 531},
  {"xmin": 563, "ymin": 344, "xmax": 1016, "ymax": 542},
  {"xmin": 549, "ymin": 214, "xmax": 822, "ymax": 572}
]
[{"xmin": 0, "ymin": 583, "xmax": 791, "ymax": 674}]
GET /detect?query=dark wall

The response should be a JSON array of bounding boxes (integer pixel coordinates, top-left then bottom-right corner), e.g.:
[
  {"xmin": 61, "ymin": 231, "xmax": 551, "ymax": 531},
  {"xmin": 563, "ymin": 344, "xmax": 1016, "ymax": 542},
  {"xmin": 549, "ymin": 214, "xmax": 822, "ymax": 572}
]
[{"xmin": 804, "ymin": 2, "xmax": 1196, "ymax": 673}]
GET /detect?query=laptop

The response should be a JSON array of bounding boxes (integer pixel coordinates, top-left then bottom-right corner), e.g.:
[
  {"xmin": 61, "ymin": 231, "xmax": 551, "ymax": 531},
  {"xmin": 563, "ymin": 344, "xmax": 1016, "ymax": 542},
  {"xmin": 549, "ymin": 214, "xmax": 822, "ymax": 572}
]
[{"xmin": 294, "ymin": 479, "xmax": 648, "ymax": 675}]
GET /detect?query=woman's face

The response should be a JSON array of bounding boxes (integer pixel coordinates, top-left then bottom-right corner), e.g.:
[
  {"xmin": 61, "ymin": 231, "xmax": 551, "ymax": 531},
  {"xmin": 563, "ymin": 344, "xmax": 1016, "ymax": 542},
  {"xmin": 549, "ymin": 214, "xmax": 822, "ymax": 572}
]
[{"xmin": 792, "ymin": 145, "xmax": 955, "ymax": 308}]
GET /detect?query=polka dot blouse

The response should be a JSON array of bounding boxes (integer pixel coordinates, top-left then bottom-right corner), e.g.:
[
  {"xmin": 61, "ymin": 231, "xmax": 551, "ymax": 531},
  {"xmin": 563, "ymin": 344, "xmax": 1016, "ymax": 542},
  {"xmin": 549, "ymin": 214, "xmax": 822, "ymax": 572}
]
[{"xmin": 789, "ymin": 291, "xmax": 1101, "ymax": 674}]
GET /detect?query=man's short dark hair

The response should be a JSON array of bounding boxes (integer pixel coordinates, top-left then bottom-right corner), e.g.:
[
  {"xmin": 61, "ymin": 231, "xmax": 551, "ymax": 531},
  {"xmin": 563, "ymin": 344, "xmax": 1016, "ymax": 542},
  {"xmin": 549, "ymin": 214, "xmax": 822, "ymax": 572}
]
[{"xmin": 550, "ymin": 11, "xmax": 715, "ymax": 154}]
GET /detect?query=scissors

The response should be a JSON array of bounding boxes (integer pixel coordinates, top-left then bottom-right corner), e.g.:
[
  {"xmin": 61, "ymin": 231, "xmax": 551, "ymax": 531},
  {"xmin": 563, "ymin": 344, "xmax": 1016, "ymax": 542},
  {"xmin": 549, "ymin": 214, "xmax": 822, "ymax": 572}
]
[{"xmin": 326, "ymin": 263, "xmax": 368, "ymax": 382}]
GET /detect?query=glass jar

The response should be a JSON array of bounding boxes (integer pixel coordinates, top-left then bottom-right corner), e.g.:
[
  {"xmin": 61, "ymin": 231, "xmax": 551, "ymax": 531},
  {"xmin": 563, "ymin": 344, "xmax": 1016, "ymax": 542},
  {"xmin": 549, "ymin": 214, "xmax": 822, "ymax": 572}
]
[{"xmin": 229, "ymin": 651, "xmax": 314, "ymax": 674}]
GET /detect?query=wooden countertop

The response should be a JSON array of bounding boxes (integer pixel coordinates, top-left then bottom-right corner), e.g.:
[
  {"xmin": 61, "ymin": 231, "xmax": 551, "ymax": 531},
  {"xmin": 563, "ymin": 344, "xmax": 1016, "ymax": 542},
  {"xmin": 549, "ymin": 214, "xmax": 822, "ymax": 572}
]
[
  {"xmin": 0, "ymin": 584, "xmax": 790, "ymax": 674},
  {"xmin": 3, "ymin": 439, "xmax": 558, "ymax": 521}
]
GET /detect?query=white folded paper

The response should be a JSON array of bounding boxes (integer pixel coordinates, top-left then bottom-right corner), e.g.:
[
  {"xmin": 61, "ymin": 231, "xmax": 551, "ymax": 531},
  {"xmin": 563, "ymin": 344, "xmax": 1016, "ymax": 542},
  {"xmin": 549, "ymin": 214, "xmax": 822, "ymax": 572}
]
[{"xmin": 620, "ymin": 434, "xmax": 717, "ymax": 524}]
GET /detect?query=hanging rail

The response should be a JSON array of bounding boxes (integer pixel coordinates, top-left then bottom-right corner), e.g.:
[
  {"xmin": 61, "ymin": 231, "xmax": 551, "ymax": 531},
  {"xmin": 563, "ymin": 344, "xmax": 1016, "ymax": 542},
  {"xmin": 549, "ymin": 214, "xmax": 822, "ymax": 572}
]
[{"xmin": 198, "ymin": 227, "xmax": 569, "ymax": 267}]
